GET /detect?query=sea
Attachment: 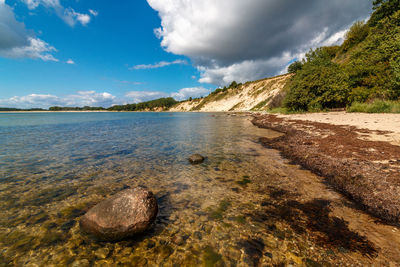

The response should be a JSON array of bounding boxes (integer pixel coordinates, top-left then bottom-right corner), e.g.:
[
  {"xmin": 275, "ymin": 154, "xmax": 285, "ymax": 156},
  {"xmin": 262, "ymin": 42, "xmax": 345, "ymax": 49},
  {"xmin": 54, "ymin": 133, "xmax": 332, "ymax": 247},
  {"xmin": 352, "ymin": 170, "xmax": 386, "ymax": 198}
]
[{"xmin": 0, "ymin": 112, "xmax": 396, "ymax": 266}]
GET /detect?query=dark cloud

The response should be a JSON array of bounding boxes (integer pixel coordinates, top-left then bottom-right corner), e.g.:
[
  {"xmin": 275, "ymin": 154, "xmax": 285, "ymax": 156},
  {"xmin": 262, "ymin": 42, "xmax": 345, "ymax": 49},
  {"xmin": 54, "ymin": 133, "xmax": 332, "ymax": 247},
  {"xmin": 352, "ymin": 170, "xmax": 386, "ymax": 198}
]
[
  {"xmin": 0, "ymin": 1, "xmax": 29, "ymax": 50},
  {"xmin": 148, "ymin": 0, "xmax": 372, "ymax": 85},
  {"xmin": 0, "ymin": 1, "xmax": 57, "ymax": 61}
]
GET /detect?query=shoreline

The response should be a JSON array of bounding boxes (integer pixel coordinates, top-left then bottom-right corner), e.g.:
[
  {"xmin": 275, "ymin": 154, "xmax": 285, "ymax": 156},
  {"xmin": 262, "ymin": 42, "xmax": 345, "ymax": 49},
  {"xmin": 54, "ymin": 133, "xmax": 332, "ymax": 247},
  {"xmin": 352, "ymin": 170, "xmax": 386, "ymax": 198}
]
[
  {"xmin": 252, "ymin": 112, "xmax": 400, "ymax": 224},
  {"xmin": 0, "ymin": 110, "xmax": 246, "ymax": 113}
]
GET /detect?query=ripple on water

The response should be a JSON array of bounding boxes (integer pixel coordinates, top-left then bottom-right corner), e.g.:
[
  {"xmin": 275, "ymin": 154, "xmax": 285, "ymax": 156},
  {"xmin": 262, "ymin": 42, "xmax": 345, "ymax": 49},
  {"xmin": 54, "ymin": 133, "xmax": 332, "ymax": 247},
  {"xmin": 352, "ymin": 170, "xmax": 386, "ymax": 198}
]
[{"xmin": 0, "ymin": 112, "xmax": 399, "ymax": 265}]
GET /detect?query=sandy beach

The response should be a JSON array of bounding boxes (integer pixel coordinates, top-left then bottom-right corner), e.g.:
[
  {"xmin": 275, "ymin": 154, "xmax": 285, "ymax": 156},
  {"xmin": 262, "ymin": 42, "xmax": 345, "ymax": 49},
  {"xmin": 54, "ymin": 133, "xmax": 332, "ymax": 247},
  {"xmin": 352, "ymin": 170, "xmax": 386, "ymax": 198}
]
[
  {"xmin": 275, "ymin": 112, "xmax": 400, "ymax": 146},
  {"xmin": 252, "ymin": 112, "xmax": 400, "ymax": 223}
]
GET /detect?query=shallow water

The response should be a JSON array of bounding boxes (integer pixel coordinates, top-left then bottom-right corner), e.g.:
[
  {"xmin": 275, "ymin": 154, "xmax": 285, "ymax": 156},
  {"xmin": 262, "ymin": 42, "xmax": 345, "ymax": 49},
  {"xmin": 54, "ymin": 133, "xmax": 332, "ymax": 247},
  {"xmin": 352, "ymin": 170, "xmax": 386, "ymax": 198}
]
[{"xmin": 0, "ymin": 112, "xmax": 399, "ymax": 266}]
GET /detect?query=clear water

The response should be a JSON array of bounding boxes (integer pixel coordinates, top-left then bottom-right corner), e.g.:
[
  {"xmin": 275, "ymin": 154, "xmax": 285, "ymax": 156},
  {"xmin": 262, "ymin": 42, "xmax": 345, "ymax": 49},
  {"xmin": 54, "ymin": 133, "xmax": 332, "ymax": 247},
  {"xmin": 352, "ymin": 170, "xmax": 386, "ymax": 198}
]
[{"xmin": 0, "ymin": 112, "xmax": 399, "ymax": 266}]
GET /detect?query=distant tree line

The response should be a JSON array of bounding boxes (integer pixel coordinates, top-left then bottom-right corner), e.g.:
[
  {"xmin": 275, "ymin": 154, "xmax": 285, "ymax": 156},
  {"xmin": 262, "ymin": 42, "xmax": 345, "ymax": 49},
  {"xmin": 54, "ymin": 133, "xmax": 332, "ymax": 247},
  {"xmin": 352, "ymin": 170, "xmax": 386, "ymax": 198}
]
[
  {"xmin": 0, "ymin": 107, "xmax": 46, "ymax": 111},
  {"xmin": 107, "ymin": 97, "xmax": 178, "ymax": 111},
  {"xmin": 2, "ymin": 97, "xmax": 179, "ymax": 112},
  {"xmin": 48, "ymin": 106, "xmax": 106, "ymax": 111}
]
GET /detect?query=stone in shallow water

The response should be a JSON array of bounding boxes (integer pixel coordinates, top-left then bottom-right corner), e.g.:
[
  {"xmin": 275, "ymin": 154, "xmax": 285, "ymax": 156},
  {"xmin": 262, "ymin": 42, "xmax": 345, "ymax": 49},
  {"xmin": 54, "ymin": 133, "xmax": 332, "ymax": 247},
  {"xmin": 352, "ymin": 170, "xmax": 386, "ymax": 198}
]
[
  {"xmin": 188, "ymin": 154, "xmax": 205, "ymax": 164},
  {"xmin": 79, "ymin": 187, "xmax": 158, "ymax": 241},
  {"xmin": 95, "ymin": 247, "xmax": 110, "ymax": 259}
]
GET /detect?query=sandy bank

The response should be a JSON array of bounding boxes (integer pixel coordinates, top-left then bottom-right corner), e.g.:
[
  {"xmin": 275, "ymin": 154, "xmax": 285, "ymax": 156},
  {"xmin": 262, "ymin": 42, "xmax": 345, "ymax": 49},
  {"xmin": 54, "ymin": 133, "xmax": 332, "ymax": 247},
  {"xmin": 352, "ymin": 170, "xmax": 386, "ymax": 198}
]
[
  {"xmin": 274, "ymin": 111, "xmax": 400, "ymax": 146},
  {"xmin": 252, "ymin": 113, "xmax": 400, "ymax": 224}
]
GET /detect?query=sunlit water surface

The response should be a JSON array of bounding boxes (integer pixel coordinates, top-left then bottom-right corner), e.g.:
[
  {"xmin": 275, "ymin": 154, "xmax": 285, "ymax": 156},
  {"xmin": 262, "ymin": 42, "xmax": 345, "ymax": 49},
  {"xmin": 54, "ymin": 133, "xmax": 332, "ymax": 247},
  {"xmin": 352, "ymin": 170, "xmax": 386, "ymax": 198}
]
[{"xmin": 0, "ymin": 112, "xmax": 399, "ymax": 266}]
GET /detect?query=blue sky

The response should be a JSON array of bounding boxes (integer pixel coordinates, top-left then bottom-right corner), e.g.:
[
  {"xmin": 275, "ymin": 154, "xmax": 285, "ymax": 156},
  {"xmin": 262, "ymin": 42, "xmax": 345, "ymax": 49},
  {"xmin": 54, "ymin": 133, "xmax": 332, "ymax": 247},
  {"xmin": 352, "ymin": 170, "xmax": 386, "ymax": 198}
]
[{"xmin": 0, "ymin": 0, "xmax": 372, "ymax": 108}]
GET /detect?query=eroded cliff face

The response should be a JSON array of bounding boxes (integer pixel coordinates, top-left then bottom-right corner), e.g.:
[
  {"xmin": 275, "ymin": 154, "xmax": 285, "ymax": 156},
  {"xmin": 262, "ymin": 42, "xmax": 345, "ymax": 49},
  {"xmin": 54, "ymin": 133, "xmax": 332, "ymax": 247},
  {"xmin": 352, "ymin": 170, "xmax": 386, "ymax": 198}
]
[{"xmin": 169, "ymin": 74, "xmax": 292, "ymax": 112}]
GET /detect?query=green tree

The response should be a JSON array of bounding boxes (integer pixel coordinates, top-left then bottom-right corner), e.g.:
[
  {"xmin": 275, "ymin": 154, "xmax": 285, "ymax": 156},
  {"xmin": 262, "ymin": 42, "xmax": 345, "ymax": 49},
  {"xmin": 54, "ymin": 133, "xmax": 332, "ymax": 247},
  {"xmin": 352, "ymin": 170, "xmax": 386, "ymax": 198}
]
[
  {"xmin": 369, "ymin": 0, "xmax": 400, "ymax": 26},
  {"xmin": 229, "ymin": 81, "xmax": 238, "ymax": 88},
  {"xmin": 287, "ymin": 61, "xmax": 303, "ymax": 73}
]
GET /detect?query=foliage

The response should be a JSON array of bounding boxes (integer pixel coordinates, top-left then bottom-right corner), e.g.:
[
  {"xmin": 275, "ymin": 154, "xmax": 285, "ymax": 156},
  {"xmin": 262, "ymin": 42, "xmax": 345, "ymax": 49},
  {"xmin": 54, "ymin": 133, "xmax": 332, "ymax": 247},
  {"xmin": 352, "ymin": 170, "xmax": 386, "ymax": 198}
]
[
  {"xmin": 287, "ymin": 61, "xmax": 303, "ymax": 73},
  {"xmin": 108, "ymin": 97, "xmax": 178, "ymax": 111},
  {"xmin": 284, "ymin": 48, "xmax": 350, "ymax": 111},
  {"xmin": 345, "ymin": 10, "xmax": 400, "ymax": 102},
  {"xmin": 347, "ymin": 100, "xmax": 400, "ymax": 113},
  {"xmin": 283, "ymin": 3, "xmax": 400, "ymax": 112},
  {"xmin": 369, "ymin": 0, "xmax": 400, "ymax": 26},
  {"xmin": 229, "ymin": 81, "xmax": 238, "ymax": 88},
  {"xmin": 210, "ymin": 87, "xmax": 227, "ymax": 95},
  {"xmin": 250, "ymin": 99, "xmax": 269, "ymax": 111},
  {"xmin": 0, "ymin": 107, "xmax": 46, "ymax": 111},
  {"xmin": 49, "ymin": 106, "xmax": 105, "ymax": 111},
  {"xmin": 340, "ymin": 21, "xmax": 369, "ymax": 53}
]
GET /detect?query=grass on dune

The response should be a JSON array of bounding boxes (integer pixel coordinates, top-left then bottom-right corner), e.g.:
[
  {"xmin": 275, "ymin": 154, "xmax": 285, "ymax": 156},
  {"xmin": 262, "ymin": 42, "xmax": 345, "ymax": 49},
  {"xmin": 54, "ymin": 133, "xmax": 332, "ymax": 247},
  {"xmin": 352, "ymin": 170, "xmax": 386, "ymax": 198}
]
[{"xmin": 347, "ymin": 100, "xmax": 400, "ymax": 113}]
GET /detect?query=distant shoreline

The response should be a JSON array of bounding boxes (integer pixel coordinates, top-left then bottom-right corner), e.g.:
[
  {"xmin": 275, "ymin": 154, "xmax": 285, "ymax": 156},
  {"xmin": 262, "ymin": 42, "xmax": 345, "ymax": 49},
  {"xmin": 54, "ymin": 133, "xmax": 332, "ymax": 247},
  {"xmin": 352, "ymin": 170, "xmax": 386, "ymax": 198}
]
[
  {"xmin": 0, "ymin": 110, "xmax": 113, "ymax": 113},
  {"xmin": 0, "ymin": 110, "xmax": 247, "ymax": 113}
]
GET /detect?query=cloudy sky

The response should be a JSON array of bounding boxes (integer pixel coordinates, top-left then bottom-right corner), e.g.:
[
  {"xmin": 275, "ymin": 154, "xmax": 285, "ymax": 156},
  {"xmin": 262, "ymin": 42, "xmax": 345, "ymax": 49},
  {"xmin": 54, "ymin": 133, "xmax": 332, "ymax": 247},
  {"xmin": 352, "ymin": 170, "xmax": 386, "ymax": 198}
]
[{"xmin": 0, "ymin": 0, "xmax": 372, "ymax": 108}]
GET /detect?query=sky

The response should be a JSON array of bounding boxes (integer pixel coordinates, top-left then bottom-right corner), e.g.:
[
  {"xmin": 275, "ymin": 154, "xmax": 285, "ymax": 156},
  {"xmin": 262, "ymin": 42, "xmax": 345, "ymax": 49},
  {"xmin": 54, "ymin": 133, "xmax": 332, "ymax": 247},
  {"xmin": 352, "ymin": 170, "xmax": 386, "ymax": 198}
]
[{"xmin": 0, "ymin": 0, "xmax": 373, "ymax": 108}]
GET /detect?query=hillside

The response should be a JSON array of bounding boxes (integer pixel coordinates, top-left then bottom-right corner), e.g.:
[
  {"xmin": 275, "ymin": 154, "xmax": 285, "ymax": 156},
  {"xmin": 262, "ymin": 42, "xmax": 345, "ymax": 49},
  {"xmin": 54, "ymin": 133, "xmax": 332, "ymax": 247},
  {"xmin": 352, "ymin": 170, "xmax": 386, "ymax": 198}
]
[
  {"xmin": 170, "ymin": 74, "xmax": 291, "ymax": 112},
  {"xmin": 170, "ymin": 2, "xmax": 400, "ymax": 113},
  {"xmin": 283, "ymin": 0, "xmax": 400, "ymax": 112}
]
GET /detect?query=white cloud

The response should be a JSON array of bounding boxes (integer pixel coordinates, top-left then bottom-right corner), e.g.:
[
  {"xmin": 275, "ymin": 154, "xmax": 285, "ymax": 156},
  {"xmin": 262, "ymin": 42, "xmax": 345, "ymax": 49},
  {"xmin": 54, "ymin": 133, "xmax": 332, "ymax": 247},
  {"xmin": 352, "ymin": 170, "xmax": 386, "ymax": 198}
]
[
  {"xmin": 64, "ymin": 91, "xmax": 115, "ymax": 107},
  {"xmin": 124, "ymin": 91, "xmax": 168, "ymax": 103},
  {"xmin": 66, "ymin": 59, "xmax": 75, "ymax": 64},
  {"xmin": 0, "ymin": 94, "xmax": 62, "ymax": 108},
  {"xmin": 23, "ymin": 0, "xmax": 40, "ymax": 10},
  {"xmin": 147, "ymin": 0, "xmax": 372, "ymax": 85},
  {"xmin": 119, "ymin": 80, "xmax": 142, "ymax": 85},
  {"xmin": 0, "ymin": 87, "xmax": 211, "ymax": 108},
  {"xmin": 22, "ymin": 0, "xmax": 95, "ymax": 26},
  {"xmin": 0, "ymin": 1, "xmax": 29, "ymax": 50},
  {"xmin": 171, "ymin": 87, "xmax": 209, "ymax": 101},
  {"xmin": 0, "ymin": 2, "xmax": 58, "ymax": 61},
  {"xmin": 89, "ymin": 9, "xmax": 98, "ymax": 16},
  {"xmin": 125, "ymin": 87, "xmax": 210, "ymax": 103},
  {"xmin": 198, "ymin": 53, "xmax": 293, "ymax": 85},
  {"xmin": 4, "ymin": 37, "xmax": 58, "ymax": 61},
  {"xmin": 130, "ymin": 59, "xmax": 187, "ymax": 70},
  {"xmin": 0, "ymin": 91, "xmax": 116, "ymax": 109}
]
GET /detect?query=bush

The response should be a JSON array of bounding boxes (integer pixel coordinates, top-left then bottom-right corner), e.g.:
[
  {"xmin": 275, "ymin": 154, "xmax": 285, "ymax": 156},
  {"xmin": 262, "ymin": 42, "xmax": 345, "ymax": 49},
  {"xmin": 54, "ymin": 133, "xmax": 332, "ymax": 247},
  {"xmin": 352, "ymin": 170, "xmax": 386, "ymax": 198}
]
[
  {"xmin": 229, "ymin": 81, "xmax": 238, "ymax": 88},
  {"xmin": 344, "ymin": 10, "xmax": 400, "ymax": 102},
  {"xmin": 282, "ymin": 6, "xmax": 400, "ymax": 111},
  {"xmin": 347, "ymin": 100, "xmax": 400, "ymax": 113},
  {"xmin": 284, "ymin": 48, "xmax": 350, "ymax": 111},
  {"xmin": 341, "ymin": 21, "xmax": 369, "ymax": 53},
  {"xmin": 288, "ymin": 61, "xmax": 303, "ymax": 73},
  {"xmin": 369, "ymin": 0, "xmax": 400, "ymax": 26}
]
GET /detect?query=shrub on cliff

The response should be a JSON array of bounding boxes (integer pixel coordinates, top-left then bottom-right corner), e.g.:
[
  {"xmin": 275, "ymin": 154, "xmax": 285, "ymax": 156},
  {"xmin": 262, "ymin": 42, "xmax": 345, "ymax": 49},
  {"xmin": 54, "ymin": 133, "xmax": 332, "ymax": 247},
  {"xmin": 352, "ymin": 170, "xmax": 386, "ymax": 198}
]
[
  {"xmin": 284, "ymin": 48, "xmax": 350, "ymax": 111},
  {"xmin": 369, "ymin": 0, "xmax": 400, "ymax": 26},
  {"xmin": 345, "ymin": 10, "xmax": 400, "ymax": 102},
  {"xmin": 283, "ymin": 2, "xmax": 400, "ymax": 112},
  {"xmin": 340, "ymin": 21, "xmax": 369, "ymax": 53},
  {"xmin": 287, "ymin": 61, "xmax": 303, "ymax": 73}
]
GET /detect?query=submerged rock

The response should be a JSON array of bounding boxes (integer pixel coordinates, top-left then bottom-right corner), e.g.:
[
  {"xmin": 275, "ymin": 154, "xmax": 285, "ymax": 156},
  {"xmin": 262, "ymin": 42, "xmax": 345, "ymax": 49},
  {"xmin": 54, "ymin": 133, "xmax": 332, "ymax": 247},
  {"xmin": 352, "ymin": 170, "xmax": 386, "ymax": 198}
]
[
  {"xmin": 80, "ymin": 187, "xmax": 158, "ymax": 241},
  {"xmin": 188, "ymin": 154, "xmax": 205, "ymax": 164}
]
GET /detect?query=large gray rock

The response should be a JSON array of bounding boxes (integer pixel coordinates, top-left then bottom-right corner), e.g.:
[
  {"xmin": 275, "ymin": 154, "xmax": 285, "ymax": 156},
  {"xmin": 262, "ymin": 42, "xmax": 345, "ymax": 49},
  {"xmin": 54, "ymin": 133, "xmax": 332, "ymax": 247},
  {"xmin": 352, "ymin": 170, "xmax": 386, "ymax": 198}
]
[
  {"xmin": 188, "ymin": 154, "xmax": 205, "ymax": 164},
  {"xmin": 80, "ymin": 187, "xmax": 158, "ymax": 240}
]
